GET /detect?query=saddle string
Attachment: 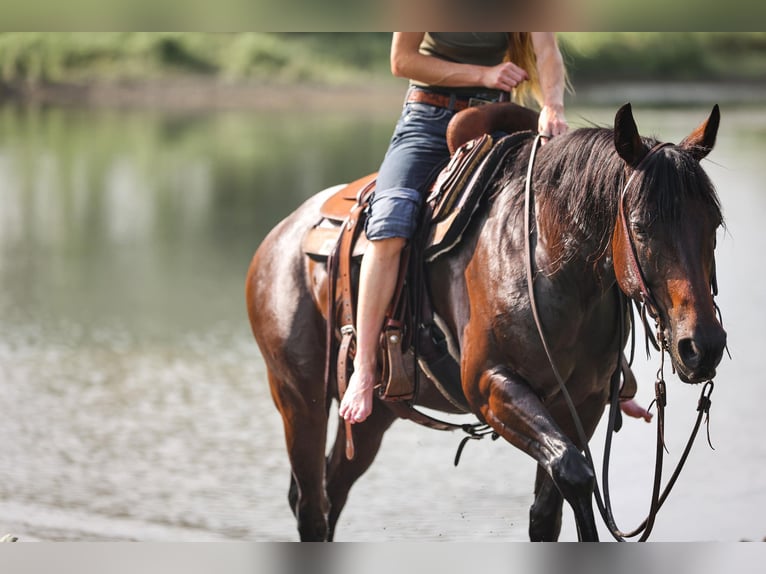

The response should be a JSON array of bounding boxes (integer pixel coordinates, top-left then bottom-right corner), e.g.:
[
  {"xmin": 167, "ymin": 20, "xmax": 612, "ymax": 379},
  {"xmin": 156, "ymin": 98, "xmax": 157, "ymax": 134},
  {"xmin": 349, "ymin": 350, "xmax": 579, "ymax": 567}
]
[{"xmin": 523, "ymin": 134, "xmax": 717, "ymax": 541}]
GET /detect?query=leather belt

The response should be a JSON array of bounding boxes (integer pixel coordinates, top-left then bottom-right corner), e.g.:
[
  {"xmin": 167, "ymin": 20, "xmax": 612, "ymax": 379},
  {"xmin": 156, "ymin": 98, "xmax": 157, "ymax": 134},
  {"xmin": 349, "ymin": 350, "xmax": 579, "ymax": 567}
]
[{"xmin": 406, "ymin": 89, "xmax": 501, "ymax": 112}]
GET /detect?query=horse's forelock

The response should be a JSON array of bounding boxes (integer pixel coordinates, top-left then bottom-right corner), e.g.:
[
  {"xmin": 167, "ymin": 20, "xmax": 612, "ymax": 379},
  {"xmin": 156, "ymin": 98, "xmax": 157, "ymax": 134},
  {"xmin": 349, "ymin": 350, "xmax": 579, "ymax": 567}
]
[{"xmin": 628, "ymin": 145, "xmax": 724, "ymax": 229}]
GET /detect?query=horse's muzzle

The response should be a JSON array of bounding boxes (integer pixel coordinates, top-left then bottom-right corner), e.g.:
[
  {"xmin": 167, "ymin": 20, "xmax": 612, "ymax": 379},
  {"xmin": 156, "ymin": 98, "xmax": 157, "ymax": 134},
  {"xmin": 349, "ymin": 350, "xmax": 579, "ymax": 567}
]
[{"xmin": 673, "ymin": 325, "xmax": 727, "ymax": 383}]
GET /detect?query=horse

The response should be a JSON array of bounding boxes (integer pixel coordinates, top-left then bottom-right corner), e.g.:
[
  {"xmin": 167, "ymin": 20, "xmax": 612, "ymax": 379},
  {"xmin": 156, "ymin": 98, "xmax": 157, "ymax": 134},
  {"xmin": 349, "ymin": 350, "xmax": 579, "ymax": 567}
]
[{"xmin": 245, "ymin": 103, "xmax": 726, "ymax": 541}]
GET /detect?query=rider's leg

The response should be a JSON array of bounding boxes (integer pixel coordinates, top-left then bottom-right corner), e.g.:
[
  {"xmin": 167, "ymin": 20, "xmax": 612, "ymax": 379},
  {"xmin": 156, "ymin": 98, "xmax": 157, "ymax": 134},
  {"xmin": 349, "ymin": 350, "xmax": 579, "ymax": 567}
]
[
  {"xmin": 338, "ymin": 98, "xmax": 453, "ymax": 424},
  {"xmin": 338, "ymin": 236, "xmax": 405, "ymax": 423}
]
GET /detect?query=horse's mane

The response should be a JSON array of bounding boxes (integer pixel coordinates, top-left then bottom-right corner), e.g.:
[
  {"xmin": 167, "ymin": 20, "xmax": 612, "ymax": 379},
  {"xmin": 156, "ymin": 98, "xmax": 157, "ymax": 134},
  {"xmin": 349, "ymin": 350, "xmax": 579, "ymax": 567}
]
[{"xmin": 494, "ymin": 127, "xmax": 723, "ymax": 272}]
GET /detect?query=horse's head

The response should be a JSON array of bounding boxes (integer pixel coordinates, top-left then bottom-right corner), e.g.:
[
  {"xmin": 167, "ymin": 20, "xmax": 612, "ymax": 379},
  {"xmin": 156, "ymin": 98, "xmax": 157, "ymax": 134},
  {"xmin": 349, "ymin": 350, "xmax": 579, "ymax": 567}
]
[{"xmin": 611, "ymin": 103, "xmax": 726, "ymax": 383}]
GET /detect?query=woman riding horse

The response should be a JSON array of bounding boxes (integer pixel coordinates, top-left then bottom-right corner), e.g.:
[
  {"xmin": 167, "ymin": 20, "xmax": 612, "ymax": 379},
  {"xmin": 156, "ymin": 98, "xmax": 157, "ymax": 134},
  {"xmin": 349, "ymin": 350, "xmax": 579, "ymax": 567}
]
[
  {"xmin": 339, "ymin": 32, "xmax": 652, "ymax": 425},
  {"xmin": 339, "ymin": 32, "xmax": 570, "ymax": 424},
  {"xmin": 246, "ymin": 99, "xmax": 725, "ymax": 540}
]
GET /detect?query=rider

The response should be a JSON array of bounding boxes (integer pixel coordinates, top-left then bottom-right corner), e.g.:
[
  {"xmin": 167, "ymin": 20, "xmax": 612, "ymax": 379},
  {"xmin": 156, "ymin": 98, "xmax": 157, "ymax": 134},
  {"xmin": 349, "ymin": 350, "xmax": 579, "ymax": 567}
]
[{"xmin": 338, "ymin": 33, "xmax": 652, "ymax": 425}]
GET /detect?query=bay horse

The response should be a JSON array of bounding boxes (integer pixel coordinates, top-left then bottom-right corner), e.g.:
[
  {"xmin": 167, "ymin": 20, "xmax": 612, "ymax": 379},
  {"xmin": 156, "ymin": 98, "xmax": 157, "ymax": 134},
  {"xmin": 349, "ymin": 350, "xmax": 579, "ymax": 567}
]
[{"xmin": 245, "ymin": 103, "xmax": 726, "ymax": 541}]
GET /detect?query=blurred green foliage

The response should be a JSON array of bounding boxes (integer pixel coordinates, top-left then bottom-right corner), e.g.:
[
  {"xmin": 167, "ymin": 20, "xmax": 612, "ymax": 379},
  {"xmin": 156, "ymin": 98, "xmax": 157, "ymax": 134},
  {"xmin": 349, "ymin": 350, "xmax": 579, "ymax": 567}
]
[
  {"xmin": 0, "ymin": 32, "xmax": 393, "ymax": 85},
  {"xmin": 560, "ymin": 32, "xmax": 766, "ymax": 83},
  {"xmin": 0, "ymin": 32, "xmax": 764, "ymax": 86}
]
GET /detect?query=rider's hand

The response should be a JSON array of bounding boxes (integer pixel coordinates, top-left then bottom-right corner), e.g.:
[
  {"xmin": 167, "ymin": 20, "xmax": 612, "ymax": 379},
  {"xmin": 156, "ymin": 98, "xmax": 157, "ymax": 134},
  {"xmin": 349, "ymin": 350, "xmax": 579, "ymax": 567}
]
[
  {"xmin": 538, "ymin": 103, "xmax": 568, "ymax": 142},
  {"xmin": 481, "ymin": 62, "xmax": 529, "ymax": 92}
]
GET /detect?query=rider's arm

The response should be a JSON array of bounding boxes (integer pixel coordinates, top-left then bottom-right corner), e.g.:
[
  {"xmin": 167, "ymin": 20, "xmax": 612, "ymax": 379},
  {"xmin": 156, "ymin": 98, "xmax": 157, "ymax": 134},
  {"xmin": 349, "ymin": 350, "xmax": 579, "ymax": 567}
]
[
  {"xmin": 530, "ymin": 32, "xmax": 568, "ymax": 137},
  {"xmin": 390, "ymin": 32, "xmax": 528, "ymax": 92}
]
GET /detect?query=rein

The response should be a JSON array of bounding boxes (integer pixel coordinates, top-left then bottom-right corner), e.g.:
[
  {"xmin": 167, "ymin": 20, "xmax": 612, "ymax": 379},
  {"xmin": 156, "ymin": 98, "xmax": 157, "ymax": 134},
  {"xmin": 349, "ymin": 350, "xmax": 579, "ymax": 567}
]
[{"xmin": 523, "ymin": 134, "xmax": 716, "ymax": 541}]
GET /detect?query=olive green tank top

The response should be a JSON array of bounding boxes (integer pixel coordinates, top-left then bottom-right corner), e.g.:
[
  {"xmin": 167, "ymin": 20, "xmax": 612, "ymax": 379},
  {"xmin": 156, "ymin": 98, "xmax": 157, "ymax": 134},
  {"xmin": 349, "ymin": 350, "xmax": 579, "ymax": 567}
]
[{"xmin": 411, "ymin": 32, "xmax": 509, "ymax": 97}]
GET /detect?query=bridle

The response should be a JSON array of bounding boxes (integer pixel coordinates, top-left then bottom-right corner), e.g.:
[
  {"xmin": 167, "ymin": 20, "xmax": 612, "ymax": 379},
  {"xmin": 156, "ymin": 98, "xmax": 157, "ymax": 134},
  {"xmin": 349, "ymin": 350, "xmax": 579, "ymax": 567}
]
[
  {"xmin": 524, "ymin": 134, "xmax": 716, "ymax": 541},
  {"xmin": 616, "ymin": 142, "xmax": 672, "ymax": 340}
]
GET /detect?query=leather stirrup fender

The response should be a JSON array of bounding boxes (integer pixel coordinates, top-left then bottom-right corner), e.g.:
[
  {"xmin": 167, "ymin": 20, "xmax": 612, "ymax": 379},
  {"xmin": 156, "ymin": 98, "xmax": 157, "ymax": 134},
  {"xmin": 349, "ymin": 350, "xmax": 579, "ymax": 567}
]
[{"xmin": 333, "ymin": 200, "xmax": 367, "ymax": 461}]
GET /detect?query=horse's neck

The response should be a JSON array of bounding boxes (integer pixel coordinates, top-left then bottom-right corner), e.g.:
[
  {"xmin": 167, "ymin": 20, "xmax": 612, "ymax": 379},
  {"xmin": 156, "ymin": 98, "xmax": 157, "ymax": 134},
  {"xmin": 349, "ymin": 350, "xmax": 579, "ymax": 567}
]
[
  {"xmin": 488, "ymin": 179, "xmax": 619, "ymax": 303},
  {"xmin": 534, "ymin": 150, "xmax": 623, "ymax": 295}
]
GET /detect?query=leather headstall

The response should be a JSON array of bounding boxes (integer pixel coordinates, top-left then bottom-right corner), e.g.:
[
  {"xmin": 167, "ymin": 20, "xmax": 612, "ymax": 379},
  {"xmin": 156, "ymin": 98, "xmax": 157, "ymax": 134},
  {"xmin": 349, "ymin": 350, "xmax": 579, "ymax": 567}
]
[{"xmin": 616, "ymin": 142, "xmax": 672, "ymax": 338}]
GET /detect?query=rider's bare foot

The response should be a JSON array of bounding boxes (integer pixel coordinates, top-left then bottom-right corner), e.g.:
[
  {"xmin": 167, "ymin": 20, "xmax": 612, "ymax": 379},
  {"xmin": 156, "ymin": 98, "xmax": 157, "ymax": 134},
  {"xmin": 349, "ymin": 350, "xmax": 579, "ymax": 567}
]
[
  {"xmin": 620, "ymin": 398, "xmax": 653, "ymax": 422},
  {"xmin": 339, "ymin": 366, "xmax": 376, "ymax": 424}
]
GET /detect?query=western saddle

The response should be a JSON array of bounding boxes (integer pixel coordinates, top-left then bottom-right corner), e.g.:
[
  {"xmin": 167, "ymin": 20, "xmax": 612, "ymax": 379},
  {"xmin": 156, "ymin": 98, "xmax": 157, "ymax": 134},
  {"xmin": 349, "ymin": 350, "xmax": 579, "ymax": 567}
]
[{"xmin": 301, "ymin": 103, "xmax": 539, "ymax": 455}]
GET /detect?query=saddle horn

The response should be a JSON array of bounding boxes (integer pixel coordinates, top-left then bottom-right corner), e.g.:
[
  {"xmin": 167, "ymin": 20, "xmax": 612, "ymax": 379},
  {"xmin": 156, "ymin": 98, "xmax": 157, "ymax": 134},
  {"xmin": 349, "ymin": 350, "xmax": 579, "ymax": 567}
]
[{"xmin": 446, "ymin": 103, "xmax": 539, "ymax": 154}]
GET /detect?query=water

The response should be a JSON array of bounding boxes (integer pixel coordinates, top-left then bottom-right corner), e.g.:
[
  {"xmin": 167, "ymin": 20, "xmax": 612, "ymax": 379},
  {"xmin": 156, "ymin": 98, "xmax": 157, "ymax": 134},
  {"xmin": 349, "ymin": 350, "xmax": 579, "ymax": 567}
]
[{"xmin": 0, "ymin": 99, "xmax": 763, "ymax": 541}]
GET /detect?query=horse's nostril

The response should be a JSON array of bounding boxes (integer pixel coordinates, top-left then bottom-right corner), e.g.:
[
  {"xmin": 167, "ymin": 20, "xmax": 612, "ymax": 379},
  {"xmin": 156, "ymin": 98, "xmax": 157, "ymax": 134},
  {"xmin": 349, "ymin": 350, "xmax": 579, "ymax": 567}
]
[{"xmin": 678, "ymin": 338, "xmax": 701, "ymax": 368}]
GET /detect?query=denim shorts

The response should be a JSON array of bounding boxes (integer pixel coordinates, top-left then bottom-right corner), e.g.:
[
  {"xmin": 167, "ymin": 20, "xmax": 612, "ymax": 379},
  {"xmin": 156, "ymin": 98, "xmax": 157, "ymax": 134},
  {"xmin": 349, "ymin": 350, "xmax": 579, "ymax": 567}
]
[{"xmin": 365, "ymin": 99, "xmax": 455, "ymax": 241}]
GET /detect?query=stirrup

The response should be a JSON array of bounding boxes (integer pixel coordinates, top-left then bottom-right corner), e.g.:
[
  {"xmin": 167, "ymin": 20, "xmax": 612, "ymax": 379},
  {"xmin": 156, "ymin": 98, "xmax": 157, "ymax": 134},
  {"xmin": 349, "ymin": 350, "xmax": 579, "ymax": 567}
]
[{"xmin": 379, "ymin": 326, "xmax": 414, "ymax": 402}]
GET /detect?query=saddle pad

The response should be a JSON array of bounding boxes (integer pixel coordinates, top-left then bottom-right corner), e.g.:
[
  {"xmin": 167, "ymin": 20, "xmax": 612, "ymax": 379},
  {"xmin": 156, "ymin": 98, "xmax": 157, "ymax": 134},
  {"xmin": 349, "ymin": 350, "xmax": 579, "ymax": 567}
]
[{"xmin": 425, "ymin": 133, "xmax": 522, "ymax": 261}]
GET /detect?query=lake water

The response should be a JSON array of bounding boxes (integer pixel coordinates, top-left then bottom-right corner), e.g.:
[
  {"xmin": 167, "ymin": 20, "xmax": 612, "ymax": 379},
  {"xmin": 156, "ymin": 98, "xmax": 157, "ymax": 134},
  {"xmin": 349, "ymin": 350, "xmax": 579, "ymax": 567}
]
[{"xmin": 0, "ymin": 97, "xmax": 763, "ymax": 541}]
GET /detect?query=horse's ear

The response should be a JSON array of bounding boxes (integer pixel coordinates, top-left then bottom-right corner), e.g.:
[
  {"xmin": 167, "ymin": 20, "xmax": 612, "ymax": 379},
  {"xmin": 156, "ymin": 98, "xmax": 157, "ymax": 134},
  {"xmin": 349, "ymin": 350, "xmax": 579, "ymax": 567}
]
[
  {"xmin": 679, "ymin": 104, "xmax": 720, "ymax": 161},
  {"xmin": 614, "ymin": 103, "xmax": 647, "ymax": 167}
]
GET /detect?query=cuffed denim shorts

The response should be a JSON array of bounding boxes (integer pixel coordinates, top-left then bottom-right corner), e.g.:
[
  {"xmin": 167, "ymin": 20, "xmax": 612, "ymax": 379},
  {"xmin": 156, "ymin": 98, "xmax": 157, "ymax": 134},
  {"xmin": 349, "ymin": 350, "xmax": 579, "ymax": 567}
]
[{"xmin": 365, "ymin": 97, "xmax": 455, "ymax": 241}]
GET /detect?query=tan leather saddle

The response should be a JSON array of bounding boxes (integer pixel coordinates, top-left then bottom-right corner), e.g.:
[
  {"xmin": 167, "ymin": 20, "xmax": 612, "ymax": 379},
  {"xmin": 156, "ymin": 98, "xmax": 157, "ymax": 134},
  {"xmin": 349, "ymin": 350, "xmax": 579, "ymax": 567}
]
[
  {"xmin": 302, "ymin": 131, "xmax": 495, "ymax": 264},
  {"xmin": 303, "ymin": 102, "xmax": 539, "ymax": 416}
]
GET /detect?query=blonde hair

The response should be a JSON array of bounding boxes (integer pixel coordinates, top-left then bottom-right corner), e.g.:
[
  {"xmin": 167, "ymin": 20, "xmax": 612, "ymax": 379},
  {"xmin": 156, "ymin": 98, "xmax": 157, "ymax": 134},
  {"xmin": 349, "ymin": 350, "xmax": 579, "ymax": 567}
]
[
  {"xmin": 506, "ymin": 33, "xmax": 571, "ymax": 108},
  {"xmin": 506, "ymin": 33, "xmax": 540, "ymax": 107}
]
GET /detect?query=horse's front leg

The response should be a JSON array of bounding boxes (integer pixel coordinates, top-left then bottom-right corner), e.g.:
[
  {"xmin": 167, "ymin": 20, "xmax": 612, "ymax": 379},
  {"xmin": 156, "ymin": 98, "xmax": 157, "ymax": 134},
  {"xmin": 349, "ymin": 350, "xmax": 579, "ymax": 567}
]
[
  {"xmin": 474, "ymin": 366, "xmax": 598, "ymax": 541},
  {"xmin": 530, "ymin": 464, "xmax": 563, "ymax": 541}
]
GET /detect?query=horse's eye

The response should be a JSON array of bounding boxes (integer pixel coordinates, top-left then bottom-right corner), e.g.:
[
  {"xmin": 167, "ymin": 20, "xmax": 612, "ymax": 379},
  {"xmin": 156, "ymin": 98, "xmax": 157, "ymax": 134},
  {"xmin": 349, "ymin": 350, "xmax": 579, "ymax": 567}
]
[{"xmin": 630, "ymin": 222, "xmax": 649, "ymax": 240}]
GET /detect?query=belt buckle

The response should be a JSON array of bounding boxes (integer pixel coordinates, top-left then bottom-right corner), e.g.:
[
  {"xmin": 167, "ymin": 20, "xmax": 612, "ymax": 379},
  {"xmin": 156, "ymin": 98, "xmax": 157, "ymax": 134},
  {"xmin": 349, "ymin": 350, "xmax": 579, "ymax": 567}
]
[{"xmin": 468, "ymin": 96, "xmax": 494, "ymax": 108}]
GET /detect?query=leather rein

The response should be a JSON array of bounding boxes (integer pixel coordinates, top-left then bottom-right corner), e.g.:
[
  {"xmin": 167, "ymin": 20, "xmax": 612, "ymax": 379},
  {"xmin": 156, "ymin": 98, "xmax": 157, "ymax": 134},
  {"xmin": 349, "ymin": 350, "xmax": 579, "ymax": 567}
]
[{"xmin": 523, "ymin": 134, "xmax": 716, "ymax": 541}]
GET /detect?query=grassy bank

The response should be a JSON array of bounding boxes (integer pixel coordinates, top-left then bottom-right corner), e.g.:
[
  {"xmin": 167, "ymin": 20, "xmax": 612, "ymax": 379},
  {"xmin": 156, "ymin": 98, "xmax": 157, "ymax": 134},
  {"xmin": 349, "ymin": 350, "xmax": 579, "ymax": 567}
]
[{"xmin": 0, "ymin": 32, "xmax": 764, "ymax": 89}]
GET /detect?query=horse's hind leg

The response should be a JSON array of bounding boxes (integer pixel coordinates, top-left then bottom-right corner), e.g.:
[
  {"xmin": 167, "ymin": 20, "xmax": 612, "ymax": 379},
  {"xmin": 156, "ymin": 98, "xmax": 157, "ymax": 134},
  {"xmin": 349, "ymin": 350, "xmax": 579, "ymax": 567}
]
[
  {"xmin": 529, "ymin": 465, "xmax": 564, "ymax": 541},
  {"xmin": 473, "ymin": 366, "xmax": 598, "ymax": 541},
  {"xmin": 268, "ymin": 370, "xmax": 331, "ymax": 541},
  {"xmin": 325, "ymin": 401, "xmax": 397, "ymax": 540}
]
